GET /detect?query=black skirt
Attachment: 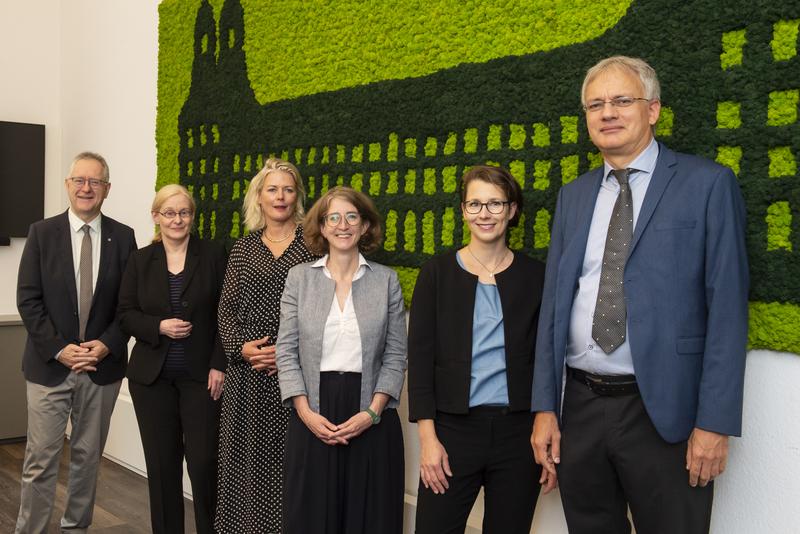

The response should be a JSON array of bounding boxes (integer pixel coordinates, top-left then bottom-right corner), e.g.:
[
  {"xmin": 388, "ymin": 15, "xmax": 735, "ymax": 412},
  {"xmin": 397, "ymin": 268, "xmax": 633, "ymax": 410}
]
[{"xmin": 283, "ymin": 372, "xmax": 404, "ymax": 534}]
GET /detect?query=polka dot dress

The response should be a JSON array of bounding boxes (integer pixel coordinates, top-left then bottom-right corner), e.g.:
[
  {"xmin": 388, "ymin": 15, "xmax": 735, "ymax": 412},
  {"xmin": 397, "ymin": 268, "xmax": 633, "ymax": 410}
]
[{"xmin": 214, "ymin": 226, "xmax": 317, "ymax": 533}]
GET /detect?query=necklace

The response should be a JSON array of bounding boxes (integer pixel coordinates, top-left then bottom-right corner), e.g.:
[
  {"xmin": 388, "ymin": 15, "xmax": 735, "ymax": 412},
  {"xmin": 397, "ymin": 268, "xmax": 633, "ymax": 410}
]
[
  {"xmin": 466, "ymin": 246, "xmax": 510, "ymax": 278},
  {"xmin": 264, "ymin": 226, "xmax": 295, "ymax": 243}
]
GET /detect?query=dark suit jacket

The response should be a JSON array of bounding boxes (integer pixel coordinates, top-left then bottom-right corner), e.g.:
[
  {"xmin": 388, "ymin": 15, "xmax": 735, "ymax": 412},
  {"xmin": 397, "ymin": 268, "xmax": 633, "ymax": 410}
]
[
  {"xmin": 407, "ymin": 250, "xmax": 545, "ymax": 421},
  {"xmin": 532, "ymin": 143, "xmax": 749, "ymax": 443},
  {"xmin": 17, "ymin": 210, "xmax": 137, "ymax": 386},
  {"xmin": 118, "ymin": 235, "xmax": 227, "ymax": 385}
]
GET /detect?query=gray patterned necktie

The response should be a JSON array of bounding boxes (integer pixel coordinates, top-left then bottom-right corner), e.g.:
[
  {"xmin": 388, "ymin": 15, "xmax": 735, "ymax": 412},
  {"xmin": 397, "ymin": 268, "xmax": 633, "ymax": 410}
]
[
  {"xmin": 592, "ymin": 168, "xmax": 634, "ymax": 354},
  {"xmin": 78, "ymin": 224, "xmax": 93, "ymax": 341}
]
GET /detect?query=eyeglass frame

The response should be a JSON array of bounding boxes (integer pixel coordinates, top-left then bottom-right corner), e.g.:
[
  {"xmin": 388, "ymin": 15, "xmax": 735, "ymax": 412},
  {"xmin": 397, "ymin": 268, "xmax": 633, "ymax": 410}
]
[
  {"xmin": 462, "ymin": 200, "xmax": 511, "ymax": 214},
  {"xmin": 582, "ymin": 96, "xmax": 653, "ymax": 113},
  {"xmin": 68, "ymin": 176, "xmax": 110, "ymax": 189},
  {"xmin": 157, "ymin": 209, "xmax": 194, "ymax": 220},
  {"xmin": 322, "ymin": 211, "xmax": 362, "ymax": 227}
]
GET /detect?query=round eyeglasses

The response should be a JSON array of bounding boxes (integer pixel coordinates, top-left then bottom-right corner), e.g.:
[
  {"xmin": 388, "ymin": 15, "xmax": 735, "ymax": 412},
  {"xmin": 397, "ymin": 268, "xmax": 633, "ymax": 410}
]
[{"xmin": 323, "ymin": 212, "xmax": 362, "ymax": 227}]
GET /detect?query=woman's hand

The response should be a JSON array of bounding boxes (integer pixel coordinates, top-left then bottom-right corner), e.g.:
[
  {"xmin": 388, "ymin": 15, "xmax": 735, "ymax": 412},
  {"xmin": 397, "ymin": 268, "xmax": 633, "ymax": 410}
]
[
  {"xmin": 329, "ymin": 411, "xmax": 374, "ymax": 444},
  {"xmin": 297, "ymin": 406, "xmax": 342, "ymax": 445},
  {"xmin": 159, "ymin": 318, "xmax": 192, "ymax": 339},
  {"xmin": 418, "ymin": 420, "xmax": 453, "ymax": 494},
  {"xmin": 208, "ymin": 369, "xmax": 225, "ymax": 400},
  {"xmin": 241, "ymin": 336, "xmax": 277, "ymax": 375}
]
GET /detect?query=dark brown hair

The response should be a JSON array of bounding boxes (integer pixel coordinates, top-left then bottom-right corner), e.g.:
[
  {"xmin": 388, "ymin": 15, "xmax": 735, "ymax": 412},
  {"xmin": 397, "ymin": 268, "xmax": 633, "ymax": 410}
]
[
  {"xmin": 303, "ymin": 186, "xmax": 383, "ymax": 255},
  {"xmin": 460, "ymin": 164, "xmax": 523, "ymax": 227}
]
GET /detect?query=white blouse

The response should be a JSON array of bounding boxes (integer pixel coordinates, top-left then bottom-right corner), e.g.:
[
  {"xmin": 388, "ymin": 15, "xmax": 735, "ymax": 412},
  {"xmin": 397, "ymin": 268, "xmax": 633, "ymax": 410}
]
[{"xmin": 313, "ymin": 254, "xmax": 369, "ymax": 373}]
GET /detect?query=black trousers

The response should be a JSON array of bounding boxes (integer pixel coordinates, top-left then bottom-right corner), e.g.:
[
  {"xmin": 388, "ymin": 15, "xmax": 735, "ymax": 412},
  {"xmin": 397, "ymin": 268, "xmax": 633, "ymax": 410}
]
[
  {"xmin": 415, "ymin": 408, "xmax": 540, "ymax": 534},
  {"xmin": 283, "ymin": 372, "xmax": 405, "ymax": 534},
  {"xmin": 558, "ymin": 375, "xmax": 714, "ymax": 534},
  {"xmin": 129, "ymin": 376, "xmax": 221, "ymax": 534}
]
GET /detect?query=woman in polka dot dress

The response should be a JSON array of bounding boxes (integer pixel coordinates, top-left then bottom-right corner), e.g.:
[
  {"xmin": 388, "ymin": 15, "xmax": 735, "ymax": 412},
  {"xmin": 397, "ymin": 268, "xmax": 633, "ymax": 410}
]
[{"xmin": 214, "ymin": 158, "xmax": 317, "ymax": 533}]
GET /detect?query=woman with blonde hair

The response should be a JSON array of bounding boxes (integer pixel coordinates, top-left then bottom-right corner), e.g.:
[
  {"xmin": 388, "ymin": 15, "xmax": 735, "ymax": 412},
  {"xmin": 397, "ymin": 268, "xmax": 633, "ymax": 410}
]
[
  {"xmin": 215, "ymin": 158, "xmax": 318, "ymax": 533},
  {"xmin": 118, "ymin": 183, "xmax": 227, "ymax": 533},
  {"xmin": 277, "ymin": 186, "xmax": 407, "ymax": 534}
]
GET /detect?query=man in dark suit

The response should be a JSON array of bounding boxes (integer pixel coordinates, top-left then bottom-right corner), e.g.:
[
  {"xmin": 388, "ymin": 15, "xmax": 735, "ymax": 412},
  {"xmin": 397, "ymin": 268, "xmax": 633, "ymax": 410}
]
[
  {"xmin": 531, "ymin": 56, "xmax": 749, "ymax": 533},
  {"xmin": 15, "ymin": 152, "xmax": 137, "ymax": 534}
]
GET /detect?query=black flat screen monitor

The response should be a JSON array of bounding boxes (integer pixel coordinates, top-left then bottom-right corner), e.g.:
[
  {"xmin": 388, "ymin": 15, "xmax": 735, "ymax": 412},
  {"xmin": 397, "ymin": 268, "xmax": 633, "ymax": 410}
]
[{"xmin": 0, "ymin": 121, "xmax": 45, "ymax": 243}]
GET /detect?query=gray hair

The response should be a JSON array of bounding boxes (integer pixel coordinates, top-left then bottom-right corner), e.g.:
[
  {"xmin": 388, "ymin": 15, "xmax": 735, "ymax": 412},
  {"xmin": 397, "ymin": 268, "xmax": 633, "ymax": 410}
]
[
  {"xmin": 69, "ymin": 151, "xmax": 110, "ymax": 182},
  {"xmin": 581, "ymin": 56, "xmax": 661, "ymax": 106}
]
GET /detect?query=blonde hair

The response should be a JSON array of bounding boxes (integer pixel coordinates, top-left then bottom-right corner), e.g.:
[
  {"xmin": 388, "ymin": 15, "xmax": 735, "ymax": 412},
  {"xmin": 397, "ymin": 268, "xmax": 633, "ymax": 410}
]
[
  {"xmin": 581, "ymin": 55, "xmax": 661, "ymax": 106},
  {"xmin": 151, "ymin": 184, "xmax": 195, "ymax": 243},
  {"xmin": 242, "ymin": 158, "xmax": 306, "ymax": 231}
]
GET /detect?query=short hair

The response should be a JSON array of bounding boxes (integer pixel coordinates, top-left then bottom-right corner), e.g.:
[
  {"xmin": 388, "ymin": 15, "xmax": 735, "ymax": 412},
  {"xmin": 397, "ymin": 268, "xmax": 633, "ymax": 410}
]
[
  {"xmin": 242, "ymin": 157, "xmax": 306, "ymax": 231},
  {"xmin": 581, "ymin": 56, "xmax": 661, "ymax": 106},
  {"xmin": 69, "ymin": 151, "xmax": 110, "ymax": 182},
  {"xmin": 303, "ymin": 186, "xmax": 383, "ymax": 255},
  {"xmin": 459, "ymin": 165, "xmax": 523, "ymax": 227},
  {"xmin": 151, "ymin": 183, "xmax": 196, "ymax": 243}
]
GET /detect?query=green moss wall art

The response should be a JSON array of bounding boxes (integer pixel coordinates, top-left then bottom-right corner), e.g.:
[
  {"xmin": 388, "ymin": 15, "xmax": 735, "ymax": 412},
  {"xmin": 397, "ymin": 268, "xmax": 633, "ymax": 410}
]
[{"xmin": 157, "ymin": 0, "xmax": 800, "ymax": 354}]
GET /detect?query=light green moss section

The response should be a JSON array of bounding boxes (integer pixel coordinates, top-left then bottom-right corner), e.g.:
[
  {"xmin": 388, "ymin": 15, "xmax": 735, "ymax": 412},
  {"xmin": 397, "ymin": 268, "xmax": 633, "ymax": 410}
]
[
  {"xmin": 749, "ymin": 302, "xmax": 800, "ymax": 353},
  {"xmin": 716, "ymin": 101, "xmax": 741, "ymax": 129},
  {"xmin": 560, "ymin": 116, "xmax": 579, "ymax": 144},
  {"xmin": 772, "ymin": 20, "xmax": 799, "ymax": 61},
  {"xmin": 387, "ymin": 133, "xmax": 398, "ymax": 162},
  {"xmin": 462, "ymin": 218, "xmax": 471, "ymax": 245},
  {"xmin": 767, "ymin": 90, "xmax": 799, "ymax": 126},
  {"xmin": 336, "ymin": 145, "xmax": 346, "ymax": 163},
  {"xmin": 393, "ymin": 266, "xmax": 420, "ymax": 308},
  {"xmin": 487, "ymin": 125, "xmax": 502, "ymax": 150},
  {"xmin": 464, "ymin": 128, "xmax": 478, "ymax": 153},
  {"xmin": 384, "ymin": 209, "xmax": 398, "ymax": 251},
  {"xmin": 404, "ymin": 211, "xmax": 417, "ymax": 252},
  {"xmin": 508, "ymin": 213, "xmax": 526, "ymax": 250},
  {"xmin": 656, "ymin": 107, "xmax": 673, "ymax": 136},
  {"xmin": 405, "ymin": 138, "xmax": 417, "ymax": 158},
  {"xmin": 307, "ymin": 146, "xmax": 316, "ymax": 164},
  {"xmin": 720, "ymin": 29, "xmax": 746, "ymax": 69},
  {"xmin": 561, "ymin": 155, "xmax": 579, "ymax": 184},
  {"xmin": 424, "ymin": 137, "xmax": 438, "ymax": 157},
  {"xmin": 534, "ymin": 208, "xmax": 551, "ymax": 248},
  {"xmin": 533, "ymin": 160, "xmax": 551, "ymax": 190},
  {"xmin": 232, "ymin": 180, "xmax": 241, "ymax": 200},
  {"xmin": 422, "ymin": 211, "xmax": 435, "ymax": 254},
  {"xmin": 587, "ymin": 151, "xmax": 603, "ymax": 169},
  {"xmin": 370, "ymin": 171, "xmax": 382, "ymax": 195},
  {"xmin": 441, "ymin": 208, "xmax": 455, "ymax": 247},
  {"xmin": 307, "ymin": 176, "xmax": 315, "ymax": 198},
  {"xmin": 423, "ymin": 168, "xmax": 436, "ymax": 195},
  {"xmin": 532, "ymin": 123, "xmax": 550, "ymax": 147},
  {"xmin": 766, "ymin": 201, "xmax": 792, "ymax": 251},
  {"xmin": 230, "ymin": 211, "xmax": 240, "ymax": 238},
  {"xmin": 369, "ymin": 142, "xmax": 381, "ymax": 162},
  {"xmin": 442, "ymin": 166, "xmax": 457, "ymax": 193},
  {"xmin": 322, "ymin": 146, "xmax": 330, "ymax": 163},
  {"xmin": 351, "ymin": 144, "xmax": 363, "ymax": 163},
  {"xmin": 350, "ymin": 173, "xmax": 363, "ymax": 191},
  {"xmin": 386, "ymin": 171, "xmax": 399, "ymax": 194},
  {"xmin": 443, "ymin": 132, "xmax": 458, "ymax": 155},
  {"xmin": 716, "ymin": 146, "xmax": 743, "ymax": 175},
  {"xmin": 509, "ymin": 124, "xmax": 526, "ymax": 150},
  {"xmin": 404, "ymin": 169, "xmax": 416, "ymax": 194},
  {"xmin": 509, "ymin": 160, "xmax": 525, "ymax": 190},
  {"xmin": 242, "ymin": 0, "xmax": 632, "ymax": 104},
  {"xmin": 320, "ymin": 174, "xmax": 330, "ymax": 195},
  {"xmin": 768, "ymin": 147, "xmax": 796, "ymax": 177}
]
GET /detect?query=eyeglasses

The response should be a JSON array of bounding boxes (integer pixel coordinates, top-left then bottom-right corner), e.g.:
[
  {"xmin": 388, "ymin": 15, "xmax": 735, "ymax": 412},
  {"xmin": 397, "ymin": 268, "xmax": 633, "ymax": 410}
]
[
  {"xmin": 323, "ymin": 212, "xmax": 361, "ymax": 227},
  {"xmin": 158, "ymin": 209, "xmax": 193, "ymax": 220},
  {"xmin": 69, "ymin": 177, "xmax": 109, "ymax": 189},
  {"xmin": 462, "ymin": 200, "xmax": 510, "ymax": 214},
  {"xmin": 583, "ymin": 96, "xmax": 652, "ymax": 113}
]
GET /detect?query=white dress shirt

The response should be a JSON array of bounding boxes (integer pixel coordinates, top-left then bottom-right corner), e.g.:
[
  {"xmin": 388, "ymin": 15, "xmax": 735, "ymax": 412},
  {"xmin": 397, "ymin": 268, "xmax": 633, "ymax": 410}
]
[
  {"xmin": 566, "ymin": 138, "xmax": 659, "ymax": 375},
  {"xmin": 68, "ymin": 209, "xmax": 102, "ymax": 309},
  {"xmin": 313, "ymin": 254, "xmax": 370, "ymax": 373}
]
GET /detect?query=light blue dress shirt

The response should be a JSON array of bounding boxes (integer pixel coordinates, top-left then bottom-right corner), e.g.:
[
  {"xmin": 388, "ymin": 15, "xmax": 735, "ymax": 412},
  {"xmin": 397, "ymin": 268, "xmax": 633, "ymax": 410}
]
[
  {"xmin": 456, "ymin": 252, "xmax": 510, "ymax": 406},
  {"xmin": 566, "ymin": 138, "xmax": 659, "ymax": 375}
]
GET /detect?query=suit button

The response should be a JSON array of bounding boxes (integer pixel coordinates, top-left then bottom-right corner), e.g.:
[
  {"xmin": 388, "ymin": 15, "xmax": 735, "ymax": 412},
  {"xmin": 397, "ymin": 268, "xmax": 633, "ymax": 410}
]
[{"xmin": 182, "ymin": 301, "xmax": 189, "ymax": 308}]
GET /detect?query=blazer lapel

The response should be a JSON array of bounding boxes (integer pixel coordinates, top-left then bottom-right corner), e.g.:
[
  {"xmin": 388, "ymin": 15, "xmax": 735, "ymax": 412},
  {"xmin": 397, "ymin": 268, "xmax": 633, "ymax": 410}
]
[
  {"xmin": 93, "ymin": 215, "xmax": 116, "ymax": 305},
  {"xmin": 560, "ymin": 168, "xmax": 604, "ymax": 281},
  {"xmin": 307, "ymin": 267, "xmax": 335, "ymax": 345},
  {"xmin": 57, "ymin": 211, "xmax": 79, "ymax": 313},
  {"xmin": 629, "ymin": 143, "xmax": 678, "ymax": 255},
  {"xmin": 180, "ymin": 236, "xmax": 201, "ymax": 295}
]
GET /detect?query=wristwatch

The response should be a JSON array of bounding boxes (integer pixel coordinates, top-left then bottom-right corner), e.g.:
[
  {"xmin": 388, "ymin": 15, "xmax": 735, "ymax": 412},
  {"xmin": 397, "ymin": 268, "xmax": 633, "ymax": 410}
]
[{"xmin": 364, "ymin": 407, "xmax": 381, "ymax": 425}]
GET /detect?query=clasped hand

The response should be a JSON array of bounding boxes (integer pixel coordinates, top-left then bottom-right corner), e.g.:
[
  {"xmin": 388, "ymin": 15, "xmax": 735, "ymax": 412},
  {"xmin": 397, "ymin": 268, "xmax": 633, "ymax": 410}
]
[
  {"xmin": 241, "ymin": 336, "xmax": 277, "ymax": 374},
  {"xmin": 298, "ymin": 407, "xmax": 373, "ymax": 446},
  {"xmin": 160, "ymin": 318, "xmax": 192, "ymax": 339},
  {"xmin": 59, "ymin": 340, "xmax": 109, "ymax": 373}
]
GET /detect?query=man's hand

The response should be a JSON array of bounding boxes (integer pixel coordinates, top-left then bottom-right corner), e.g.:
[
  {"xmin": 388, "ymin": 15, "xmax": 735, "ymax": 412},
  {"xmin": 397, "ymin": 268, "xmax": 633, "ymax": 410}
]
[
  {"xmin": 59, "ymin": 344, "xmax": 97, "ymax": 372},
  {"xmin": 686, "ymin": 427, "xmax": 729, "ymax": 487},
  {"xmin": 242, "ymin": 336, "xmax": 277, "ymax": 375},
  {"xmin": 531, "ymin": 411, "xmax": 561, "ymax": 494}
]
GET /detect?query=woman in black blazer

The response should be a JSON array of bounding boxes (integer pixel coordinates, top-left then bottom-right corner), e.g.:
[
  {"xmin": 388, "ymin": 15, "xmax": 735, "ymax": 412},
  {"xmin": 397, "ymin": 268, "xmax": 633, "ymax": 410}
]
[
  {"xmin": 118, "ymin": 184, "xmax": 227, "ymax": 534},
  {"xmin": 408, "ymin": 165, "xmax": 551, "ymax": 533}
]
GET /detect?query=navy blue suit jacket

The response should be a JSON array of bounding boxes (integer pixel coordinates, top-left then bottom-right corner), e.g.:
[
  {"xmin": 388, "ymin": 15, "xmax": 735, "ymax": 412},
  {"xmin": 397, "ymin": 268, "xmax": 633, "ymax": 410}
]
[{"xmin": 532, "ymin": 143, "xmax": 749, "ymax": 443}]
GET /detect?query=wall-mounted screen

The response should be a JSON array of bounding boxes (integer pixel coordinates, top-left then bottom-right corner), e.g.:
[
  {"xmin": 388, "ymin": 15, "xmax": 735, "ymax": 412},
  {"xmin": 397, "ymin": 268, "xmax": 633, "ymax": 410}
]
[{"xmin": 0, "ymin": 121, "xmax": 45, "ymax": 242}]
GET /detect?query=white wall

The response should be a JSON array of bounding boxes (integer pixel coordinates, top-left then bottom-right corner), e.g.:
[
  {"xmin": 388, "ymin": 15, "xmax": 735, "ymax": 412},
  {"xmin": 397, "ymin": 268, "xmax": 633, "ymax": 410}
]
[{"xmin": 2, "ymin": 1, "xmax": 799, "ymax": 532}]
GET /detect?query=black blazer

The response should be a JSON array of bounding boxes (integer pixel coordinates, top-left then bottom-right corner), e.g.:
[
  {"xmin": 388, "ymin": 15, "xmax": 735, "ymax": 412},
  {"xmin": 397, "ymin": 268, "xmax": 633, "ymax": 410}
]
[
  {"xmin": 407, "ymin": 250, "xmax": 545, "ymax": 421},
  {"xmin": 118, "ymin": 235, "xmax": 227, "ymax": 385},
  {"xmin": 17, "ymin": 210, "xmax": 137, "ymax": 386}
]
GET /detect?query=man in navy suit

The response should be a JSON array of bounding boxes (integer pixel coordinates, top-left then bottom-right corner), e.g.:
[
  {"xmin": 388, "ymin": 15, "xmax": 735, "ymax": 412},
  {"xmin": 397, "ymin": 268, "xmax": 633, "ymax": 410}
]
[
  {"xmin": 15, "ymin": 152, "xmax": 136, "ymax": 533},
  {"xmin": 531, "ymin": 56, "xmax": 749, "ymax": 533}
]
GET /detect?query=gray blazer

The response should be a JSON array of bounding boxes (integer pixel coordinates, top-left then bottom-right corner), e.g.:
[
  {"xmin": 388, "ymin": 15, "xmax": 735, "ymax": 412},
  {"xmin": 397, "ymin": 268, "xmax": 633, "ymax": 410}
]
[{"xmin": 276, "ymin": 259, "xmax": 407, "ymax": 413}]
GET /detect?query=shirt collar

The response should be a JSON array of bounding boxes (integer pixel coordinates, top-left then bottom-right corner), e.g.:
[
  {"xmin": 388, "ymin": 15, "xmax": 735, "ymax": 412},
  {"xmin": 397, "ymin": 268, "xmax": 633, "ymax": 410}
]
[
  {"xmin": 68, "ymin": 209, "xmax": 102, "ymax": 234},
  {"xmin": 312, "ymin": 253, "xmax": 372, "ymax": 272},
  {"xmin": 603, "ymin": 137, "xmax": 659, "ymax": 182}
]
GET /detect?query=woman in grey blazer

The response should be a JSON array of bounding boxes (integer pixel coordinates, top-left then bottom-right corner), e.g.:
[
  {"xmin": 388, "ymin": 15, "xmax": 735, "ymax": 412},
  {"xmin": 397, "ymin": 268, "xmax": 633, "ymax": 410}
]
[{"xmin": 276, "ymin": 186, "xmax": 407, "ymax": 534}]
